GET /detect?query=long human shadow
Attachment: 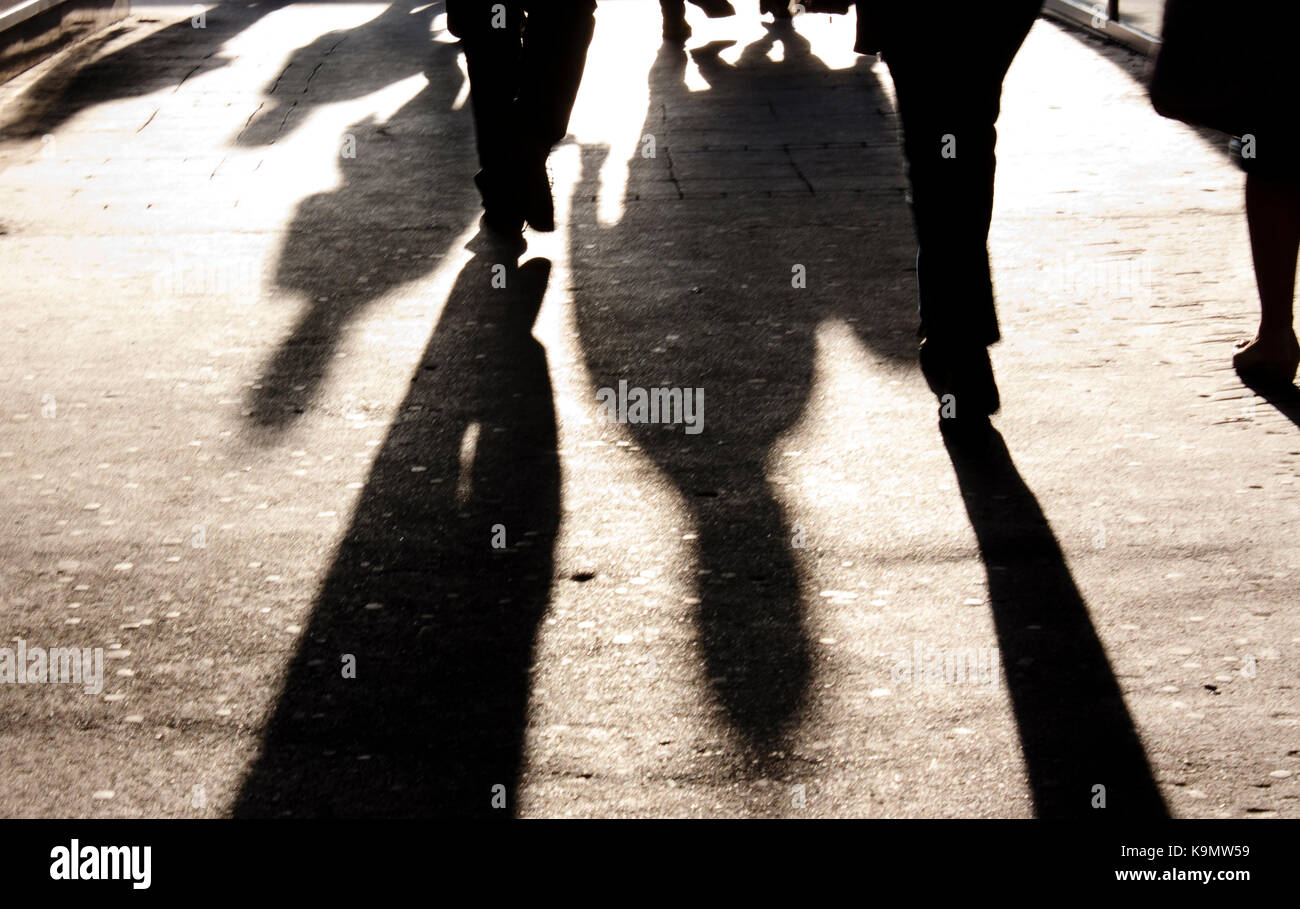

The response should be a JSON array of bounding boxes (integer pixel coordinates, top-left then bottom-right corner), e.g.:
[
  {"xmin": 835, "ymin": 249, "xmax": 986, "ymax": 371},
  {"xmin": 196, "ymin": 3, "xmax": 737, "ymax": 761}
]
[
  {"xmin": 235, "ymin": 240, "xmax": 559, "ymax": 817},
  {"xmin": 0, "ymin": 1, "xmax": 291, "ymax": 138},
  {"xmin": 242, "ymin": 4, "xmax": 481, "ymax": 437},
  {"xmin": 943, "ymin": 428, "xmax": 1168, "ymax": 817},
  {"xmin": 569, "ymin": 25, "xmax": 917, "ymax": 763}
]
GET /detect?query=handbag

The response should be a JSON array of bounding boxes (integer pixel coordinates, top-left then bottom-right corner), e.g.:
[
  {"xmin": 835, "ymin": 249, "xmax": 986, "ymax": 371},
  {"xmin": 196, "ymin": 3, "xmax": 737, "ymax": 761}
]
[{"xmin": 1149, "ymin": 0, "xmax": 1259, "ymax": 136}]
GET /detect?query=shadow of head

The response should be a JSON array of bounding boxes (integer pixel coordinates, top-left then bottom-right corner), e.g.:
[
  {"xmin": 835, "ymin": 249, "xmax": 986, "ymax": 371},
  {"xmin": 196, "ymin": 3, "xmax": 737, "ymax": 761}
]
[
  {"xmin": 565, "ymin": 24, "xmax": 908, "ymax": 762},
  {"xmin": 231, "ymin": 2, "xmax": 455, "ymax": 148},
  {"xmin": 241, "ymin": 34, "xmax": 477, "ymax": 441}
]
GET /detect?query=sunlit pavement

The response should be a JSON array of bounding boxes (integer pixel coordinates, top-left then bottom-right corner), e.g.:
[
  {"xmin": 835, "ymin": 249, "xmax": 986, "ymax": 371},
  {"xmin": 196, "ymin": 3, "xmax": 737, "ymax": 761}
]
[{"xmin": 0, "ymin": 1, "xmax": 1295, "ymax": 818}]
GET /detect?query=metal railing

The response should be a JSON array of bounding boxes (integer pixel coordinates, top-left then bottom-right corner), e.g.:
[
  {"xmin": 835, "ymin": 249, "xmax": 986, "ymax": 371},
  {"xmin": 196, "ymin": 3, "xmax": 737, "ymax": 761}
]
[{"xmin": 1043, "ymin": 0, "xmax": 1163, "ymax": 54}]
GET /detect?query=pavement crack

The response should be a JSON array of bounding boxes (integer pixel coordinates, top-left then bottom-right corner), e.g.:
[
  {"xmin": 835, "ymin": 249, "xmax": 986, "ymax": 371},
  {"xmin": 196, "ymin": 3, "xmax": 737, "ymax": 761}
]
[
  {"xmin": 269, "ymin": 63, "xmax": 292, "ymax": 95},
  {"xmin": 303, "ymin": 62, "xmax": 326, "ymax": 93},
  {"xmin": 235, "ymin": 102, "xmax": 265, "ymax": 142},
  {"xmin": 279, "ymin": 101, "xmax": 299, "ymax": 132},
  {"xmin": 174, "ymin": 64, "xmax": 202, "ymax": 93},
  {"xmin": 663, "ymin": 146, "xmax": 684, "ymax": 200},
  {"xmin": 782, "ymin": 143, "xmax": 815, "ymax": 196}
]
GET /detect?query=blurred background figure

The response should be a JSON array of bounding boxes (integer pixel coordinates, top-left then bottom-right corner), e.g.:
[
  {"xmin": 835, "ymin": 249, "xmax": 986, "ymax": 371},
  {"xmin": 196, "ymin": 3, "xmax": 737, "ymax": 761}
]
[
  {"xmin": 661, "ymin": 1, "xmax": 843, "ymax": 45},
  {"xmin": 448, "ymin": 0, "xmax": 597, "ymax": 238},
  {"xmin": 1150, "ymin": 1, "xmax": 1300, "ymax": 387},
  {"xmin": 660, "ymin": 0, "xmax": 737, "ymax": 44},
  {"xmin": 759, "ymin": 0, "xmax": 792, "ymax": 20},
  {"xmin": 857, "ymin": 1, "xmax": 1043, "ymax": 423}
]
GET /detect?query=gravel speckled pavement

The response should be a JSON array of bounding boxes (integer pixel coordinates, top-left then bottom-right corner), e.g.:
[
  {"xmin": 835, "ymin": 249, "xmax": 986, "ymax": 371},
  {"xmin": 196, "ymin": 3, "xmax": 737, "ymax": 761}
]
[{"xmin": 0, "ymin": 1, "xmax": 1295, "ymax": 818}]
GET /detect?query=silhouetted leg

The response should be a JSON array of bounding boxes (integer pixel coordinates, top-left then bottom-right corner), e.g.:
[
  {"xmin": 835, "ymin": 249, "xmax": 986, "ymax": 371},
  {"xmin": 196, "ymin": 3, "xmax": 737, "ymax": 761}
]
[
  {"xmin": 1248, "ymin": 175, "xmax": 1300, "ymax": 333},
  {"xmin": 455, "ymin": 1, "xmax": 526, "ymax": 227},
  {"xmin": 1233, "ymin": 172, "xmax": 1300, "ymax": 383},
  {"xmin": 496, "ymin": 0, "xmax": 595, "ymax": 231},
  {"xmin": 517, "ymin": 0, "xmax": 596, "ymax": 156},
  {"xmin": 881, "ymin": 3, "xmax": 1039, "ymax": 347}
]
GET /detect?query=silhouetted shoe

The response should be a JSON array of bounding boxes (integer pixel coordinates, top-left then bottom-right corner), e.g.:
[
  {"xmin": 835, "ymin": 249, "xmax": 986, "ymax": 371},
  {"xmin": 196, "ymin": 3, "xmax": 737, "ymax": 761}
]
[
  {"xmin": 481, "ymin": 204, "xmax": 524, "ymax": 236},
  {"xmin": 663, "ymin": 13, "xmax": 691, "ymax": 43},
  {"xmin": 474, "ymin": 169, "xmax": 524, "ymax": 236},
  {"xmin": 1233, "ymin": 332, "xmax": 1300, "ymax": 387},
  {"xmin": 519, "ymin": 159, "xmax": 555, "ymax": 233},
  {"xmin": 760, "ymin": 0, "xmax": 792, "ymax": 19},
  {"xmin": 919, "ymin": 338, "xmax": 1001, "ymax": 424},
  {"xmin": 690, "ymin": 0, "xmax": 736, "ymax": 17},
  {"xmin": 471, "ymin": 219, "xmax": 526, "ymax": 259}
]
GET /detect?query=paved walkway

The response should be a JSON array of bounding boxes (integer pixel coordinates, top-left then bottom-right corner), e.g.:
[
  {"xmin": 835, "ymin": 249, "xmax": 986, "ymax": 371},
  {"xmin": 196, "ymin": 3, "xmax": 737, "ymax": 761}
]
[{"xmin": 0, "ymin": 1, "xmax": 1295, "ymax": 817}]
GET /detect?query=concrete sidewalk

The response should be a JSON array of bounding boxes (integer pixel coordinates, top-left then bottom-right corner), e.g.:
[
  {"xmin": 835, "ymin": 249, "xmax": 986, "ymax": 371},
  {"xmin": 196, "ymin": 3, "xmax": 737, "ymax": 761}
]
[{"xmin": 0, "ymin": 1, "xmax": 1295, "ymax": 818}]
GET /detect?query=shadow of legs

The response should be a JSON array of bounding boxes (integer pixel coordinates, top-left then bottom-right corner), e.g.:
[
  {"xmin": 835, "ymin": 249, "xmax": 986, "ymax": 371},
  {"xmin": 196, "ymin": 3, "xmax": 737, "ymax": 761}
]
[
  {"xmin": 694, "ymin": 477, "xmax": 810, "ymax": 753},
  {"xmin": 235, "ymin": 245, "xmax": 558, "ymax": 817},
  {"xmin": 943, "ymin": 428, "xmax": 1168, "ymax": 818}
]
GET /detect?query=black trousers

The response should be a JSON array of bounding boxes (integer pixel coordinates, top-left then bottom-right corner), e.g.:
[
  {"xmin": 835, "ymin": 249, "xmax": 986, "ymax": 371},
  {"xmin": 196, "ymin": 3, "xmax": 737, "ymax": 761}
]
[
  {"xmin": 447, "ymin": 1, "xmax": 597, "ymax": 198},
  {"xmin": 873, "ymin": 2, "xmax": 1042, "ymax": 346}
]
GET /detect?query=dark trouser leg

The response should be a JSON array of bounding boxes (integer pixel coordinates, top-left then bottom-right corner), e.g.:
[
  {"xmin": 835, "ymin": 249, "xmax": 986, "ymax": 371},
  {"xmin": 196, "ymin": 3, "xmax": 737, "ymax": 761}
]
[
  {"xmin": 883, "ymin": 3, "xmax": 1040, "ymax": 347},
  {"xmin": 457, "ymin": 2, "xmax": 525, "ymax": 213},
  {"xmin": 516, "ymin": 0, "xmax": 597, "ymax": 161},
  {"xmin": 456, "ymin": 0, "xmax": 595, "ymax": 230}
]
